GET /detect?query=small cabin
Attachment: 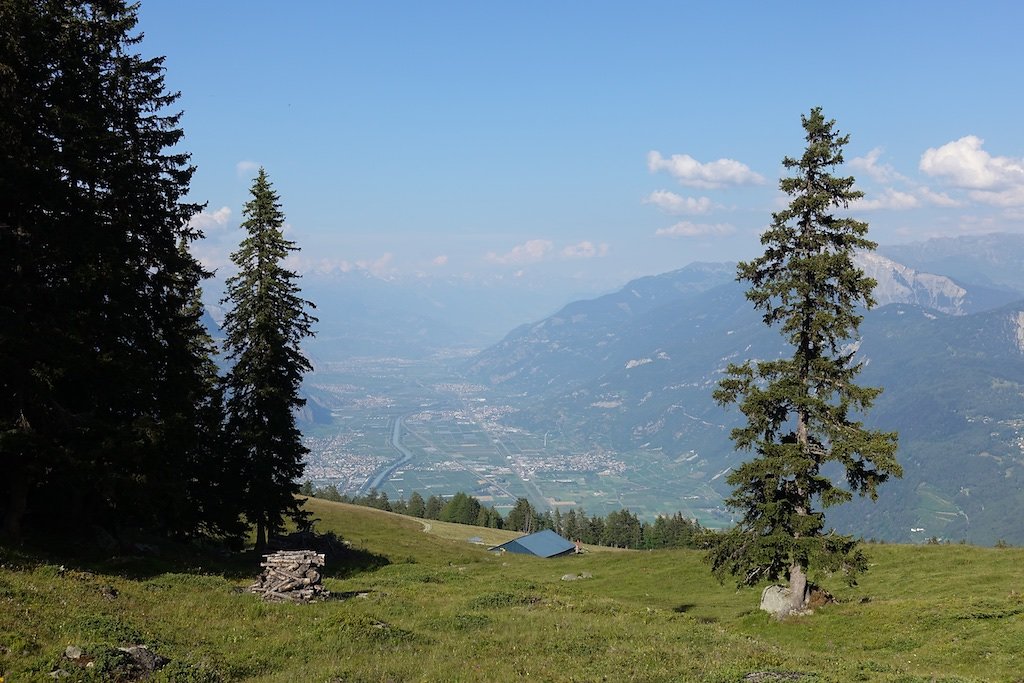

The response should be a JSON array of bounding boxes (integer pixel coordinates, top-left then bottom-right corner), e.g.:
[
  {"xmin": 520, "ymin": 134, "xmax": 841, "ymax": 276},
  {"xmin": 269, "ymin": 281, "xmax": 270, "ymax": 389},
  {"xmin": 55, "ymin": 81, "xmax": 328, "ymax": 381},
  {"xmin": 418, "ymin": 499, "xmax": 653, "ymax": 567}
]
[{"xmin": 490, "ymin": 529, "xmax": 576, "ymax": 558}]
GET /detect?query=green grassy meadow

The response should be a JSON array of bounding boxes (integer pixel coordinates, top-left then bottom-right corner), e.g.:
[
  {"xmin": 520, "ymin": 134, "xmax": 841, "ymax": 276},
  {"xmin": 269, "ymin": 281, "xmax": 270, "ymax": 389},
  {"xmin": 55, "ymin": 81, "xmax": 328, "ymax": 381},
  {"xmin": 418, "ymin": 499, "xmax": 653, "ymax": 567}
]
[{"xmin": 2, "ymin": 499, "xmax": 1023, "ymax": 681}]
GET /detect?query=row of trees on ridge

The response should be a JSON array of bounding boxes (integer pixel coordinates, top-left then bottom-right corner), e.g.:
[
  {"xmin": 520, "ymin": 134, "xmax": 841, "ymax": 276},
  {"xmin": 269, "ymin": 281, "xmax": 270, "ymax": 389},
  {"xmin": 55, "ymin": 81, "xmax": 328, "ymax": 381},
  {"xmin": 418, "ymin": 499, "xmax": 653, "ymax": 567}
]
[{"xmin": 304, "ymin": 485, "xmax": 703, "ymax": 550}]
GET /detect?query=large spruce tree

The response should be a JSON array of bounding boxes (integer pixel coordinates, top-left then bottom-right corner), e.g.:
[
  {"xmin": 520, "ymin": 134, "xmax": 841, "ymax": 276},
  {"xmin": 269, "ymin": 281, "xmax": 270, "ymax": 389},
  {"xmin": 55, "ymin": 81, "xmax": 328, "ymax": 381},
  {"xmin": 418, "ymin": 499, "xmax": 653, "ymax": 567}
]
[
  {"xmin": 222, "ymin": 169, "xmax": 317, "ymax": 551},
  {"xmin": 707, "ymin": 108, "xmax": 901, "ymax": 614},
  {"xmin": 1, "ymin": 1, "xmax": 227, "ymax": 538}
]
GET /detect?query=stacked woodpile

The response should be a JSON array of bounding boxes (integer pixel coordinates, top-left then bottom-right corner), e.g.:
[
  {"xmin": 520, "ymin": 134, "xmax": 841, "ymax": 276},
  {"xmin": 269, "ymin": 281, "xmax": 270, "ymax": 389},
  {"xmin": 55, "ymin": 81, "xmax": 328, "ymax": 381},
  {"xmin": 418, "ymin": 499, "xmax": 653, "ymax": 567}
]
[{"xmin": 249, "ymin": 550, "xmax": 329, "ymax": 603}]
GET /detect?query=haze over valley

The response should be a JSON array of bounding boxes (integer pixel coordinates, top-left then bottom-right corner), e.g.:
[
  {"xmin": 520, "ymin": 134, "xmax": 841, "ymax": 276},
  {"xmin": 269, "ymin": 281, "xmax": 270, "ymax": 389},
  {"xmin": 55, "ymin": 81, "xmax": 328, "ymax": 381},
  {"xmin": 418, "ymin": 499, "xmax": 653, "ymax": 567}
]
[{"xmin": 296, "ymin": 232, "xmax": 1024, "ymax": 546}]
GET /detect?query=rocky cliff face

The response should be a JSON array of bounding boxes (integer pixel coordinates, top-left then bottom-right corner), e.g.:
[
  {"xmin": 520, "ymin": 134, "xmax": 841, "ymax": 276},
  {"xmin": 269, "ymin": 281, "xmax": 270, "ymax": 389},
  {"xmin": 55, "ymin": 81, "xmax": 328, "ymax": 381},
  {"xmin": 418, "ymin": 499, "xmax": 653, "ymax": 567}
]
[
  {"xmin": 854, "ymin": 251, "xmax": 967, "ymax": 315},
  {"xmin": 1014, "ymin": 311, "xmax": 1024, "ymax": 353}
]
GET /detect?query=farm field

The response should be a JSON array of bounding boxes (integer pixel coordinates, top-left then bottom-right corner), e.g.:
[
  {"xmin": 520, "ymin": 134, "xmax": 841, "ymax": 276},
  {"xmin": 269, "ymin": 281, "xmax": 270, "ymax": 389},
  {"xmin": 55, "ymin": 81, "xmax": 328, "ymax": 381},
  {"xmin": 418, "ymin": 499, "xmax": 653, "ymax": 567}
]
[{"xmin": 301, "ymin": 356, "xmax": 731, "ymax": 525}]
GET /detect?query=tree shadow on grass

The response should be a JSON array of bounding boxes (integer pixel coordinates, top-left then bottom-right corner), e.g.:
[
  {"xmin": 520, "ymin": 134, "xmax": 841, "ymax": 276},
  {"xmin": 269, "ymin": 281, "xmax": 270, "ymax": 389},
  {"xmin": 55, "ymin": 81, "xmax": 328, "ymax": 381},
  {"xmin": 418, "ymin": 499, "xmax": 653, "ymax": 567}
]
[
  {"xmin": 320, "ymin": 545, "xmax": 390, "ymax": 580},
  {"xmin": 0, "ymin": 527, "xmax": 389, "ymax": 582},
  {"xmin": 673, "ymin": 603, "xmax": 719, "ymax": 623}
]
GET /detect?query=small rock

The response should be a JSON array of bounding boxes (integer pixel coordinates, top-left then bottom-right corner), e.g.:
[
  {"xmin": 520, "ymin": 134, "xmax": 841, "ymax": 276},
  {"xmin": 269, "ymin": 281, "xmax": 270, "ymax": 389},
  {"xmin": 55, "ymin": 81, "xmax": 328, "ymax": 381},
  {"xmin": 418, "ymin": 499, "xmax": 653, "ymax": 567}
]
[
  {"xmin": 64, "ymin": 645, "xmax": 83, "ymax": 660},
  {"xmin": 561, "ymin": 573, "xmax": 578, "ymax": 581},
  {"xmin": 743, "ymin": 672, "xmax": 805, "ymax": 682},
  {"xmin": 49, "ymin": 670, "xmax": 70, "ymax": 679},
  {"xmin": 118, "ymin": 645, "xmax": 168, "ymax": 672},
  {"xmin": 580, "ymin": 572, "xmax": 593, "ymax": 579}
]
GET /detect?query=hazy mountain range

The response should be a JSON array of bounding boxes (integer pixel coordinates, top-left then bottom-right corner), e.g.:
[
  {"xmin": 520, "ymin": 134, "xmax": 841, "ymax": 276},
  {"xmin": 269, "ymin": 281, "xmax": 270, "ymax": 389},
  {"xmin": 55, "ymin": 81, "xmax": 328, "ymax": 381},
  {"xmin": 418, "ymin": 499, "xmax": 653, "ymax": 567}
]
[
  {"xmin": 465, "ymin": 233, "xmax": 1024, "ymax": 545},
  {"xmin": 204, "ymin": 270, "xmax": 611, "ymax": 361}
]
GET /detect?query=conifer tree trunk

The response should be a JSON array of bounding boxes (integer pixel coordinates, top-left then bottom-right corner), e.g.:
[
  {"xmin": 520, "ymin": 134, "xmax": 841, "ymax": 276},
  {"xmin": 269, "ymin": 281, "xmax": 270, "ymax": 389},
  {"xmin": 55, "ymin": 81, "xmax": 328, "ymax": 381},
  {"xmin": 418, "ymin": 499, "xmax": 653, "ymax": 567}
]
[
  {"xmin": 255, "ymin": 519, "xmax": 267, "ymax": 554},
  {"xmin": 4, "ymin": 468, "xmax": 28, "ymax": 539},
  {"xmin": 789, "ymin": 563, "xmax": 808, "ymax": 613}
]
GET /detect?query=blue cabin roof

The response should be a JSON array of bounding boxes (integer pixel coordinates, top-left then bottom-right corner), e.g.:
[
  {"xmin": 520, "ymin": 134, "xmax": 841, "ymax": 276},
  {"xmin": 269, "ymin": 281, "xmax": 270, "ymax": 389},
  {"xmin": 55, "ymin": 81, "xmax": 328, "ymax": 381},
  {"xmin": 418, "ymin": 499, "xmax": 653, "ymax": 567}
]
[{"xmin": 490, "ymin": 529, "xmax": 576, "ymax": 558}]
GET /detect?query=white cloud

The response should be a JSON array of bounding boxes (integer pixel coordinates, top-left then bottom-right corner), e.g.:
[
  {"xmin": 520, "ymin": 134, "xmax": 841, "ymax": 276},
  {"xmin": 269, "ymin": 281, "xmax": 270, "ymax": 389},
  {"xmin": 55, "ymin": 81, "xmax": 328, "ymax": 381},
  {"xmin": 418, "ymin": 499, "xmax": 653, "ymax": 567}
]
[
  {"xmin": 561, "ymin": 241, "xmax": 609, "ymax": 259},
  {"xmin": 292, "ymin": 255, "xmax": 405, "ymax": 278},
  {"xmin": 919, "ymin": 136, "xmax": 1024, "ymax": 191},
  {"xmin": 849, "ymin": 147, "xmax": 966, "ymax": 209},
  {"xmin": 647, "ymin": 150, "xmax": 764, "ymax": 189},
  {"xmin": 643, "ymin": 190, "xmax": 714, "ymax": 214},
  {"xmin": 849, "ymin": 147, "xmax": 907, "ymax": 184},
  {"xmin": 236, "ymin": 160, "xmax": 260, "ymax": 178},
  {"xmin": 190, "ymin": 243, "xmax": 232, "ymax": 274},
  {"xmin": 188, "ymin": 206, "xmax": 232, "ymax": 232},
  {"xmin": 917, "ymin": 186, "xmax": 961, "ymax": 207},
  {"xmin": 853, "ymin": 188, "xmax": 919, "ymax": 211},
  {"xmin": 310, "ymin": 258, "xmax": 354, "ymax": 275},
  {"xmin": 655, "ymin": 221, "xmax": 735, "ymax": 238},
  {"xmin": 485, "ymin": 239, "xmax": 554, "ymax": 265},
  {"xmin": 356, "ymin": 252, "xmax": 395, "ymax": 277},
  {"xmin": 431, "ymin": 255, "xmax": 449, "ymax": 266},
  {"xmin": 969, "ymin": 186, "xmax": 1024, "ymax": 207}
]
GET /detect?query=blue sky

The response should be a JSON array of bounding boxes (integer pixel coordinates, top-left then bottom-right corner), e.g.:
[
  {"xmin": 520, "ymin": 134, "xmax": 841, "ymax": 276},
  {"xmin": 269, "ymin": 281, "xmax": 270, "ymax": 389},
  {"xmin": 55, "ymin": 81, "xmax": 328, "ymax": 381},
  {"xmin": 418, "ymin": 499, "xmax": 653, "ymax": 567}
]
[{"xmin": 138, "ymin": 1, "xmax": 1024, "ymax": 294}]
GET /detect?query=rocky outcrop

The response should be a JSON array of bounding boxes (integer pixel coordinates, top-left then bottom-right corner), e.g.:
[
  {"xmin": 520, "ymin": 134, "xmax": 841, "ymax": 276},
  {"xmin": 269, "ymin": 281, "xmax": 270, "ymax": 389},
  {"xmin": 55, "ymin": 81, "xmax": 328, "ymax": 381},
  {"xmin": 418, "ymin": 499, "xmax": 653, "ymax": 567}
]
[
  {"xmin": 854, "ymin": 251, "xmax": 967, "ymax": 315},
  {"xmin": 759, "ymin": 583, "xmax": 835, "ymax": 619},
  {"xmin": 1014, "ymin": 311, "xmax": 1024, "ymax": 353}
]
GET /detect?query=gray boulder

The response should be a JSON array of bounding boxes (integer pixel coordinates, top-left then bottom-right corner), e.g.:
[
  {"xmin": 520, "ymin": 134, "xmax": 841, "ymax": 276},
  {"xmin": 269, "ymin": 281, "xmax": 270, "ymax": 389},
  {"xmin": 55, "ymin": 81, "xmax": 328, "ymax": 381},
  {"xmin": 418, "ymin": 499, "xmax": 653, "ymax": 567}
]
[{"xmin": 759, "ymin": 585, "xmax": 793, "ymax": 618}]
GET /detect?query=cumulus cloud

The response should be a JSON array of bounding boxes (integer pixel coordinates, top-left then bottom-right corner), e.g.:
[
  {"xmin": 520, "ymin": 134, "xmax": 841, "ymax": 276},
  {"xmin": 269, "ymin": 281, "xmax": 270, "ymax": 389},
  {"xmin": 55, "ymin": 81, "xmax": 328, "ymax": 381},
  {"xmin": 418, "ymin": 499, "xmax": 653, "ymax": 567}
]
[
  {"xmin": 188, "ymin": 206, "xmax": 232, "ymax": 232},
  {"xmin": 643, "ymin": 190, "xmax": 714, "ymax": 214},
  {"xmin": 236, "ymin": 160, "xmax": 260, "ymax": 178},
  {"xmin": 917, "ymin": 186, "xmax": 961, "ymax": 207},
  {"xmin": 190, "ymin": 244, "xmax": 232, "ymax": 274},
  {"xmin": 307, "ymin": 258, "xmax": 354, "ymax": 275},
  {"xmin": 850, "ymin": 148, "xmax": 907, "ymax": 184},
  {"xmin": 849, "ymin": 147, "xmax": 963, "ymax": 209},
  {"xmin": 852, "ymin": 188, "xmax": 919, "ymax": 211},
  {"xmin": 431, "ymin": 255, "xmax": 449, "ymax": 266},
  {"xmin": 485, "ymin": 239, "xmax": 554, "ymax": 265},
  {"xmin": 655, "ymin": 221, "xmax": 735, "ymax": 238},
  {"xmin": 972, "ymin": 186, "xmax": 1024, "ymax": 207},
  {"xmin": 647, "ymin": 150, "xmax": 764, "ymax": 189},
  {"xmin": 295, "ymin": 254, "xmax": 397, "ymax": 278},
  {"xmin": 356, "ymin": 252, "xmax": 395, "ymax": 277},
  {"xmin": 920, "ymin": 136, "xmax": 1024, "ymax": 191},
  {"xmin": 561, "ymin": 241, "xmax": 609, "ymax": 259}
]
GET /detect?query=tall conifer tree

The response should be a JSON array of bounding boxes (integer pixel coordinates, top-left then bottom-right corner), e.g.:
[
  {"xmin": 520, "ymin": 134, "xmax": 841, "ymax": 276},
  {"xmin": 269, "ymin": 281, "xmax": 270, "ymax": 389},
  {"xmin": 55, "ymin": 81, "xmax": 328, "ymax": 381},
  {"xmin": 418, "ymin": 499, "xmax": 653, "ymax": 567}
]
[
  {"xmin": 0, "ymin": 0, "xmax": 224, "ymax": 538},
  {"xmin": 707, "ymin": 108, "xmax": 901, "ymax": 614},
  {"xmin": 222, "ymin": 169, "xmax": 317, "ymax": 551}
]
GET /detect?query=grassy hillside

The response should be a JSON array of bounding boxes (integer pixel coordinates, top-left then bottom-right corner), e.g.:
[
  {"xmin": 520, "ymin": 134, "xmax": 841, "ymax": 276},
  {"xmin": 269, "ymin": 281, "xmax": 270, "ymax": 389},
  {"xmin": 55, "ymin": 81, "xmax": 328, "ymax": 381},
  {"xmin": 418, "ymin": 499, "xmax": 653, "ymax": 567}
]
[{"xmin": 2, "ymin": 500, "xmax": 1023, "ymax": 681}]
